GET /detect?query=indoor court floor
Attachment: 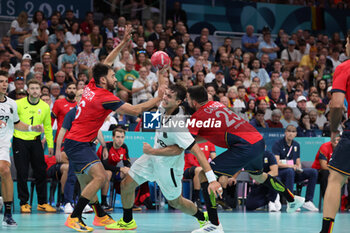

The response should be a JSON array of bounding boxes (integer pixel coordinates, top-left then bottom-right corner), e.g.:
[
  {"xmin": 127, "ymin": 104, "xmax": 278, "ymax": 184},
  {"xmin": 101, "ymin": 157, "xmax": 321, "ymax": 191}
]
[{"xmin": 3, "ymin": 209, "xmax": 350, "ymax": 233}]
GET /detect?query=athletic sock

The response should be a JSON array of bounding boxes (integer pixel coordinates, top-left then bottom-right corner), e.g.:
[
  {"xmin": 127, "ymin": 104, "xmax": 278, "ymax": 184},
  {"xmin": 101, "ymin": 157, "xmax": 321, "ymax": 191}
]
[
  {"xmin": 193, "ymin": 209, "xmax": 205, "ymax": 221},
  {"xmin": 201, "ymin": 182, "xmax": 219, "ymax": 226},
  {"xmin": 320, "ymin": 218, "xmax": 334, "ymax": 233},
  {"xmin": 91, "ymin": 201, "xmax": 107, "ymax": 217},
  {"xmin": 123, "ymin": 208, "xmax": 133, "ymax": 223},
  {"xmin": 101, "ymin": 195, "xmax": 107, "ymax": 205},
  {"xmin": 193, "ymin": 189, "xmax": 200, "ymax": 202},
  {"xmin": 71, "ymin": 196, "xmax": 90, "ymax": 218},
  {"xmin": 4, "ymin": 202, "xmax": 12, "ymax": 215},
  {"xmin": 262, "ymin": 174, "xmax": 294, "ymax": 202}
]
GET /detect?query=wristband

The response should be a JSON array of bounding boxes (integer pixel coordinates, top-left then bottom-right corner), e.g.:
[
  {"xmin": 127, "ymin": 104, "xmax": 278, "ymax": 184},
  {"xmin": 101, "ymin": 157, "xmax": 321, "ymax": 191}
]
[
  {"xmin": 28, "ymin": 125, "xmax": 33, "ymax": 132},
  {"xmin": 205, "ymin": 170, "xmax": 216, "ymax": 183}
]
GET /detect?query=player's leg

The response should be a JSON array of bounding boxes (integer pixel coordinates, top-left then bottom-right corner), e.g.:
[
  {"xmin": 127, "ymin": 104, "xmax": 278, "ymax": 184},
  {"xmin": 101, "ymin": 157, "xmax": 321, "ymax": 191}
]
[
  {"xmin": 217, "ymin": 175, "xmax": 232, "ymax": 211},
  {"xmin": 12, "ymin": 137, "xmax": 31, "ymax": 212},
  {"xmin": 245, "ymin": 184, "xmax": 270, "ymax": 211},
  {"xmin": 0, "ymin": 157, "xmax": 17, "ymax": 226},
  {"xmin": 63, "ymin": 156, "xmax": 77, "ymax": 213},
  {"xmin": 320, "ymin": 170, "xmax": 347, "ymax": 233},
  {"xmin": 101, "ymin": 170, "xmax": 112, "ymax": 208},
  {"xmin": 184, "ymin": 166, "xmax": 202, "ymax": 207},
  {"xmin": 60, "ymin": 163, "xmax": 69, "ymax": 194}
]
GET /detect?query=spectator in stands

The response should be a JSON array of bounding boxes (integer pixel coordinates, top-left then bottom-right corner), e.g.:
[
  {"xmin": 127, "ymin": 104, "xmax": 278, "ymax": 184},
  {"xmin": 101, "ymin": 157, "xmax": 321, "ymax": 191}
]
[
  {"xmin": 62, "ymin": 62, "xmax": 76, "ymax": 83},
  {"xmin": 77, "ymin": 40, "xmax": 98, "ymax": 74},
  {"xmin": 145, "ymin": 41, "xmax": 155, "ymax": 59},
  {"xmin": 50, "ymin": 83, "xmax": 61, "ymax": 104},
  {"xmin": 293, "ymin": 95, "xmax": 307, "ymax": 120},
  {"xmin": 8, "ymin": 76, "xmax": 25, "ymax": 100},
  {"xmin": 102, "ymin": 18, "xmax": 116, "ymax": 45},
  {"xmin": 266, "ymin": 109, "xmax": 283, "ymax": 128},
  {"xmin": 258, "ymin": 32, "xmax": 279, "ymax": 60},
  {"xmin": 246, "ymin": 150, "xmax": 280, "ymax": 212},
  {"xmin": 250, "ymin": 59, "xmax": 270, "ymax": 86},
  {"xmin": 316, "ymin": 79, "xmax": 328, "ymax": 104},
  {"xmin": 194, "ymin": 28, "xmax": 210, "ymax": 47},
  {"xmin": 312, "ymin": 135, "xmax": 340, "ymax": 198},
  {"xmin": 168, "ymin": 1, "xmax": 187, "ymax": 24},
  {"xmin": 205, "ymin": 62, "xmax": 219, "ymax": 84},
  {"xmin": 98, "ymin": 38, "xmax": 114, "ymax": 62},
  {"xmin": 276, "ymin": 33, "xmax": 289, "ymax": 58},
  {"xmin": 54, "ymin": 71, "xmax": 67, "ymax": 95},
  {"xmin": 225, "ymin": 66, "xmax": 238, "ymax": 86},
  {"xmin": 48, "ymin": 25, "xmax": 66, "ymax": 64},
  {"xmin": 211, "ymin": 70, "xmax": 227, "ymax": 93},
  {"xmin": 0, "ymin": 36, "xmax": 22, "ymax": 62},
  {"xmin": 116, "ymin": 59, "xmax": 139, "ymax": 101},
  {"xmin": 300, "ymin": 46, "xmax": 318, "ymax": 71},
  {"xmin": 250, "ymin": 109, "xmax": 268, "ymax": 128},
  {"xmin": 132, "ymin": 66, "xmax": 153, "ymax": 105},
  {"xmin": 63, "ymin": 10, "xmax": 76, "ymax": 32},
  {"xmin": 88, "ymin": 25, "xmax": 103, "ymax": 50},
  {"xmin": 80, "ymin": 11, "xmax": 94, "ymax": 34},
  {"xmin": 188, "ymin": 47, "xmax": 201, "ymax": 67},
  {"xmin": 10, "ymin": 11, "xmax": 31, "ymax": 50},
  {"xmin": 315, "ymin": 103, "xmax": 327, "ymax": 129},
  {"xmin": 309, "ymin": 109, "xmax": 320, "ymax": 129},
  {"xmin": 297, "ymin": 112, "xmax": 317, "ymax": 137},
  {"xmin": 32, "ymin": 19, "xmax": 49, "ymax": 55},
  {"xmin": 148, "ymin": 23, "xmax": 163, "ymax": 42},
  {"xmin": 232, "ymin": 85, "xmax": 246, "ymax": 111},
  {"xmin": 61, "ymin": 45, "xmax": 78, "ymax": 68},
  {"xmin": 241, "ymin": 25, "xmax": 259, "ymax": 53},
  {"xmin": 48, "ymin": 14, "xmax": 59, "ymax": 35},
  {"xmin": 281, "ymin": 40, "xmax": 301, "ymax": 70},
  {"xmin": 272, "ymin": 125, "xmax": 319, "ymax": 212},
  {"xmin": 306, "ymin": 91, "xmax": 321, "ymax": 109},
  {"xmin": 280, "ymin": 107, "xmax": 298, "ymax": 128},
  {"xmin": 30, "ymin": 11, "xmax": 44, "ymax": 31}
]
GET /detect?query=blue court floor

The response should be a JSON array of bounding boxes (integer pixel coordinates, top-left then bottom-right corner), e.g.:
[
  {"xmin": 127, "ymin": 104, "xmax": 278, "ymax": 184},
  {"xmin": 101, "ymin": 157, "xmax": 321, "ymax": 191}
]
[{"xmin": 2, "ymin": 208, "xmax": 349, "ymax": 233}]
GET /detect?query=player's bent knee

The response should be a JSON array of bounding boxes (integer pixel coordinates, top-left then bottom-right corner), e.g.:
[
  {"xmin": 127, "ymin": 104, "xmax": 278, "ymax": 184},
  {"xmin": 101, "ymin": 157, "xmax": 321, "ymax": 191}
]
[
  {"xmin": 198, "ymin": 170, "xmax": 207, "ymax": 183},
  {"xmin": 194, "ymin": 167, "xmax": 203, "ymax": 175},
  {"xmin": 0, "ymin": 164, "xmax": 10, "ymax": 178},
  {"xmin": 168, "ymin": 197, "xmax": 181, "ymax": 209}
]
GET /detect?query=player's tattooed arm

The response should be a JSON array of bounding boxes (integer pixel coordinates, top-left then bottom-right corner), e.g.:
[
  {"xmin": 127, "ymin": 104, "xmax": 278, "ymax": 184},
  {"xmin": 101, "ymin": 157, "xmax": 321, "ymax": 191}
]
[
  {"xmin": 329, "ymin": 92, "xmax": 345, "ymax": 140},
  {"xmin": 143, "ymin": 142, "xmax": 183, "ymax": 156}
]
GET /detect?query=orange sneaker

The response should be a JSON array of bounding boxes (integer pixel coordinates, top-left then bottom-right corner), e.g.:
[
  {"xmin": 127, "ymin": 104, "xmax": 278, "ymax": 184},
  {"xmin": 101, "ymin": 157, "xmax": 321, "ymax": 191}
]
[
  {"xmin": 65, "ymin": 215, "xmax": 94, "ymax": 232},
  {"xmin": 37, "ymin": 203, "xmax": 56, "ymax": 213},
  {"xmin": 20, "ymin": 204, "xmax": 32, "ymax": 213},
  {"xmin": 92, "ymin": 214, "xmax": 116, "ymax": 226}
]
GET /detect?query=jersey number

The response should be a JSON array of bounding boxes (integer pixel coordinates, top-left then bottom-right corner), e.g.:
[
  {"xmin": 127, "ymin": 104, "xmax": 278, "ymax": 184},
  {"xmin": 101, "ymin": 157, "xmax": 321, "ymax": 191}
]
[
  {"xmin": 215, "ymin": 107, "xmax": 241, "ymax": 127},
  {"xmin": 75, "ymin": 100, "xmax": 86, "ymax": 119},
  {"xmin": 29, "ymin": 116, "xmax": 34, "ymax": 125},
  {"xmin": 0, "ymin": 116, "xmax": 9, "ymax": 123}
]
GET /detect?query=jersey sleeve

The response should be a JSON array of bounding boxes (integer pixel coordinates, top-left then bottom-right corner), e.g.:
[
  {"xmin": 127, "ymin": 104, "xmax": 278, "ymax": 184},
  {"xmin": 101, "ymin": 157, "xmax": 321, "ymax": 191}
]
[
  {"xmin": 295, "ymin": 143, "xmax": 300, "ymax": 159},
  {"xmin": 266, "ymin": 151, "xmax": 277, "ymax": 166},
  {"xmin": 272, "ymin": 141, "xmax": 281, "ymax": 157},
  {"xmin": 43, "ymin": 104, "xmax": 54, "ymax": 148},
  {"xmin": 172, "ymin": 131, "xmax": 195, "ymax": 150},
  {"xmin": 208, "ymin": 142, "xmax": 216, "ymax": 153},
  {"xmin": 62, "ymin": 108, "xmax": 76, "ymax": 131},
  {"xmin": 331, "ymin": 63, "xmax": 350, "ymax": 94},
  {"xmin": 122, "ymin": 144, "xmax": 131, "ymax": 167},
  {"xmin": 318, "ymin": 144, "xmax": 328, "ymax": 161},
  {"xmin": 51, "ymin": 101, "xmax": 59, "ymax": 119},
  {"xmin": 188, "ymin": 115, "xmax": 200, "ymax": 137},
  {"xmin": 102, "ymin": 94, "xmax": 125, "ymax": 111},
  {"xmin": 13, "ymin": 101, "xmax": 20, "ymax": 124}
]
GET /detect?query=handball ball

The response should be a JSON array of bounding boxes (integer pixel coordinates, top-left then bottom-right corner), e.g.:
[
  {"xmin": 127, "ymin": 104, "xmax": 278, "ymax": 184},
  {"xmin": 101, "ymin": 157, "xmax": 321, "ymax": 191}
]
[{"xmin": 151, "ymin": 51, "xmax": 171, "ymax": 69}]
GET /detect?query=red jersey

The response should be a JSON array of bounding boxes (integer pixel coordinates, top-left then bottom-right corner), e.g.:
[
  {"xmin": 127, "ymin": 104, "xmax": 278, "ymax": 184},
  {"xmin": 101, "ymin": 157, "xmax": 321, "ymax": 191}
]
[
  {"xmin": 312, "ymin": 141, "xmax": 334, "ymax": 170},
  {"xmin": 188, "ymin": 101, "xmax": 263, "ymax": 148},
  {"xmin": 44, "ymin": 155, "xmax": 56, "ymax": 172},
  {"xmin": 66, "ymin": 79, "xmax": 124, "ymax": 142},
  {"xmin": 96, "ymin": 142, "xmax": 131, "ymax": 167},
  {"xmin": 184, "ymin": 142, "xmax": 216, "ymax": 170},
  {"xmin": 332, "ymin": 60, "xmax": 350, "ymax": 117},
  {"xmin": 52, "ymin": 98, "xmax": 76, "ymax": 142}
]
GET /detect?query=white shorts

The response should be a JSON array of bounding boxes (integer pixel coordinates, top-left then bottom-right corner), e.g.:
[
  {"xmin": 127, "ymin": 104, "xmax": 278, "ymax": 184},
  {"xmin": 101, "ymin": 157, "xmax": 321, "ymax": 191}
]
[
  {"xmin": 0, "ymin": 147, "xmax": 11, "ymax": 164},
  {"xmin": 128, "ymin": 154, "xmax": 183, "ymax": 201}
]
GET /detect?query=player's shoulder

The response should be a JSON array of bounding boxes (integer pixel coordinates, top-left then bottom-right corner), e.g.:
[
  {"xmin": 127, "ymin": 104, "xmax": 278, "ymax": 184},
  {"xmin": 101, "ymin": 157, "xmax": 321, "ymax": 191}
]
[
  {"xmin": 5, "ymin": 96, "xmax": 17, "ymax": 106},
  {"xmin": 16, "ymin": 96, "xmax": 27, "ymax": 105},
  {"xmin": 39, "ymin": 99, "xmax": 50, "ymax": 109}
]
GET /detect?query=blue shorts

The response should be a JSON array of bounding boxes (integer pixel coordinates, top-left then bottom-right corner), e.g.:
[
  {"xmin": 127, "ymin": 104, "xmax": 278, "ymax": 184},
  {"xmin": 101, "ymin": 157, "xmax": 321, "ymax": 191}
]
[
  {"xmin": 64, "ymin": 139, "xmax": 101, "ymax": 174},
  {"xmin": 210, "ymin": 138, "xmax": 265, "ymax": 177},
  {"xmin": 329, "ymin": 131, "xmax": 350, "ymax": 176}
]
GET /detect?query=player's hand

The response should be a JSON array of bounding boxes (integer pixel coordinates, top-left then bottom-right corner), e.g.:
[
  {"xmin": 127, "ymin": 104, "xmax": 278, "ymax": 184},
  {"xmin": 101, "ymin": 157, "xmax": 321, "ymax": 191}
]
[
  {"xmin": 102, "ymin": 147, "xmax": 109, "ymax": 160},
  {"xmin": 32, "ymin": 124, "xmax": 44, "ymax": 132},
  {"xmin": 208, "ymin": 181, "xmax": 222, "ymax": 199},
  {"xmin": 123, "ymin": 24, "xmax": 133, "ymax": 43},
  {"xmin": 48, "ymin": 148, "xmax": 54, "ymax": 157},
  {"xmin": 228, "ymin": 177, "xmax": 237, "ymax": 186},
  {"xmin": 157, "ymin": 84, "xmax": 166, "ymax": 99},
  {"xmin": 120, "ymin": 167, "xmax": 130, "ymax": 175},
  {"xmin": 0, "ymin": 120, "xmax": 6, "ymax": 128},
  {"xmin": 143, "ymin": 142, "xmax": 154, "ymax": 154}
]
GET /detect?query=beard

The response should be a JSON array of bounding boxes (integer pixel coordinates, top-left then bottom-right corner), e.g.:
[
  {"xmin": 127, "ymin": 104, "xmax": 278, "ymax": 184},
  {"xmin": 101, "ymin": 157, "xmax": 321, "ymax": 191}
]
[
  {"xmin": 66, "ymin": 92, "xmax": 76, "ymax": 100},
  {"xmin": 107, "ymin": 81, "xmax": 116, "ymax": 91}
]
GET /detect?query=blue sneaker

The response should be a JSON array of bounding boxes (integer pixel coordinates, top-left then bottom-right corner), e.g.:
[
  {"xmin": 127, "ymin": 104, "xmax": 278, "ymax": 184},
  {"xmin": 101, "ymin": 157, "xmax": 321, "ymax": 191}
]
[{"xmin": 2, "ymin": 214, "xmax": 17, "ymax": 227}]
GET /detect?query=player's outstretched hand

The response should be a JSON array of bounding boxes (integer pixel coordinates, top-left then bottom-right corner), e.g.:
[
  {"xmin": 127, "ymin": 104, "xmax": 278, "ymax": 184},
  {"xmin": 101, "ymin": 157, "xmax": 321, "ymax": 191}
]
[
  {"xmin": 123, "ymin": 24, "xmax": 133, "ymax": 43},
  {"xmin": 143, "ymin": 142, "xmax": 154, "ymax": 154},
  {"xmin": 208, "ymin": 180, "xmax": 223, "ymax": 199},
  {"xmin": 157, "ymin": 84, "xmax": 166, "ymax": 99},
  {"xmin": 32, "ymin": 124, "xmax": 44, "ymax": 132},
  {"xmin": 0, "ymin": 120, "xmax": 6, "ymax": 128}
]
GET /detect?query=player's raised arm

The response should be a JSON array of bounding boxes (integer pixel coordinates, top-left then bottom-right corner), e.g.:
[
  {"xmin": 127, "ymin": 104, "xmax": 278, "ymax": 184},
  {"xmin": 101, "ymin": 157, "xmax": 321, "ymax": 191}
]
[
  {"xmin": 103, "ymin": 25, "xmax": 132, "ymax": 66},
  {"xmin": 143, "ymin": 142, "xmax": 183, "ymax": 156},
  {"xmin": 116, "ymin": 84, "xmax": 166, "ymax": 116}
]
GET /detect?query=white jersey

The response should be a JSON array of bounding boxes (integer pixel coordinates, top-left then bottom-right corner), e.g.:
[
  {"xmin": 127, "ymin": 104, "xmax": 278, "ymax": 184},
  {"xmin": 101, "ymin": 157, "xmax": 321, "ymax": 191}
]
[
  {"xmin": 152, "ymin": 106, "xmax": 195, "ymax": 170},
  {"xmin": 0, "ymin": 96, "xmax": 19, "ymax": 147}
]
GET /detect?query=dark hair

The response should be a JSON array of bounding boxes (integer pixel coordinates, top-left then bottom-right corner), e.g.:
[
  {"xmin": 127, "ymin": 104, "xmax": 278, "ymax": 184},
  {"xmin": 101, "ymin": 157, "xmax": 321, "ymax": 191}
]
[
  {"xmin": 33, "ymin": 11, "xmax": 45, "ymax": 24},
  {"xmin": 283, "ymin": 106, "xmax": 293, "ymax": 114},
  {"xmin": 169, "ymin": 84, "xmax": 187, "ymax": 102},
  {"xmin": 188, "ymin": 85, "xmax": 208, "ymax": 104},
  {"xmin": 256, "ymin": 109, "xmax": 265, "ymax": 116},
  {"xmin": 0, "ymin": 61, "xmax": 10, "ymax": 69},
  {"xmin": 298, "ymin": 112, "xmax": 310, "ymax": 129},
  {"xmin": 113, "ymin": 128, "xmax": 125, "ymax": 136},
  {"xmin": 27, "ymin": 79, "xmax": 41, "ymax": 88},
  {"xmin": 66, "ymin": 82, "xmax": 76, "ymax": 89},
  {"xmin": 92, "ymin": 63, "xmax": 112, "ymax": 84},
  {"xmin": 40, "ymin": 93, "xmax": 50, "ymax": 98},
  {"xmin": 0, "ymin": 70, "xmax": 8, "ymax": 77},
  {"xmin": 285, "ymin": 125, "xmax": 297, "ymax": 132},
  {"xmin": 237, "ymin": 85, "xmax": 246, "ymax": 92}
]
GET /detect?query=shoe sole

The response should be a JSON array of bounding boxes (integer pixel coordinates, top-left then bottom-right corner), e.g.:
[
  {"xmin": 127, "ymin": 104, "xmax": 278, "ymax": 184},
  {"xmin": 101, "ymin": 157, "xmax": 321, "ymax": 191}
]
[
  {"xmin": 93, "ymin": 220, "xmax": 116, "ymax": 227},
  {"xmin": 2, "ymin": 223, "xmax": 18, "ymax": 227},
  {"xmin": 105, "ymin": 226, "xmax": 137, "ymax": 230},
  {"xmin": 65, "ymin": 222, "xmax": 93, "ymax": 232},
  {"xmin": 287, "ymin": 199, "xmax": 305, "ymax": 213},
  {"xmin": 37, "ymin": 209, "xmax": 57, "ymax": 213}
]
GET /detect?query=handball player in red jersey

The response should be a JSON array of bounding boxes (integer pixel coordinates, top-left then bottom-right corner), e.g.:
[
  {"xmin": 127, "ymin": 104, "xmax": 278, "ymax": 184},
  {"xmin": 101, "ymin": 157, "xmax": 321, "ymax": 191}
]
[
  {"xmin": 64, "ymin": 25, "xmax": 166, "ymax": 232},
  {"xmin": 320, "ymin": 36, "xmax": 350, "ymax": 233},
  {"xmin": 187, "ymin": 86, "xmax": 305, "ymax": 233}
]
